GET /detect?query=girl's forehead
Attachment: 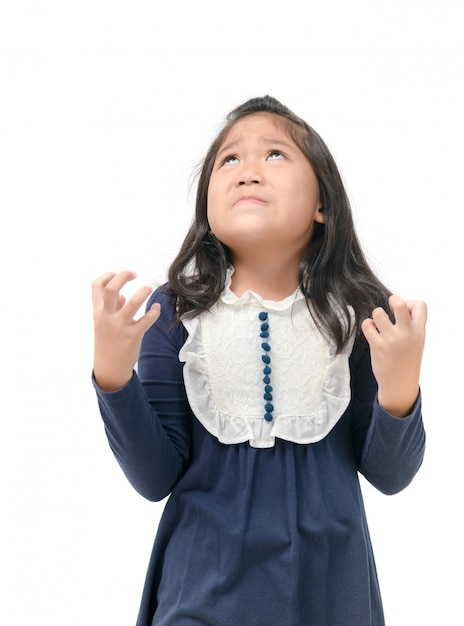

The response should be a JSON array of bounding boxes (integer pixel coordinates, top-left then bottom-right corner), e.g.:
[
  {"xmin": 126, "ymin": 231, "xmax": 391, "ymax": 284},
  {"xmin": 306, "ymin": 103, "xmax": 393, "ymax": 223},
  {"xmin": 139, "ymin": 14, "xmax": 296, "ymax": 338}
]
[{"xmin": 219, "ymin": 113, "xmax": 291, "ymax": 147}]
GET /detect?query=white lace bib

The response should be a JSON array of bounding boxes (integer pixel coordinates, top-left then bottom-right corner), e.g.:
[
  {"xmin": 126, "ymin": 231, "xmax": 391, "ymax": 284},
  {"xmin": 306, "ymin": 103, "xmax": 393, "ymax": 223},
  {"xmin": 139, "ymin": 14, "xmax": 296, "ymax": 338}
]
[{"xmin": 179, "ymin": 270, "xmax": 355, "ymax": 448}]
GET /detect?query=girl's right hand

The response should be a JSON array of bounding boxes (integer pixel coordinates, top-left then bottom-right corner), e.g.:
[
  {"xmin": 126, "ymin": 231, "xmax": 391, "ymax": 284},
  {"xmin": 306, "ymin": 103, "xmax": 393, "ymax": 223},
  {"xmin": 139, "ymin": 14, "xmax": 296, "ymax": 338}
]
[{"xmin": 92, "ymin": 271, "xmax": 161, "ymax": 392}]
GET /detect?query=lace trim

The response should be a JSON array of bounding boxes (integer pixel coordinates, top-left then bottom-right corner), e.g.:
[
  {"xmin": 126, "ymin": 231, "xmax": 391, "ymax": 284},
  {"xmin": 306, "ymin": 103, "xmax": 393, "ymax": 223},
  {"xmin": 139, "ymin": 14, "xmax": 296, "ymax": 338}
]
[{"xmin": 179, "ymin": 269, "xmax": 355, "ymax": 448}]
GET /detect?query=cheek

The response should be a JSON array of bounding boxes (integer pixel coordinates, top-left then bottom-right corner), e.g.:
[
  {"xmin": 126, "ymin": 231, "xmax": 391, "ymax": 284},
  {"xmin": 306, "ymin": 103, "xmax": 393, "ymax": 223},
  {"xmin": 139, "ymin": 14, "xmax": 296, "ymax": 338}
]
[
  {"xmin": 206, "ymin": 180, "xmax": 225, "ymax": 229},
  {"xmin": 206, "ymin": 195, "xmax": 220, "ymax": 235},
  {"xmin": 206, "ymin": 178, "xmax": 217, "ymax": 209},
  {"xmin": 297, "ymin": 181, "xmax": 321, "ymax": 214}
]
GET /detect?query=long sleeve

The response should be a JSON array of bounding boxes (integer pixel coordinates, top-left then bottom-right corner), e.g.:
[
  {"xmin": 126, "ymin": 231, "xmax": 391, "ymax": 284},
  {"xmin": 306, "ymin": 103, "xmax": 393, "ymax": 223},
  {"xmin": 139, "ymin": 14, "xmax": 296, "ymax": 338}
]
[
  {"xmin": 351, "ymin": 341, "xmax": 426, "ymax": 495},
  {"xmin": 92, "ymin": 296, "xmax": 425, "ymax": 625},
  {"xmin": 93, "ymin": 286, "xmax": 191, "ymax": 502}
]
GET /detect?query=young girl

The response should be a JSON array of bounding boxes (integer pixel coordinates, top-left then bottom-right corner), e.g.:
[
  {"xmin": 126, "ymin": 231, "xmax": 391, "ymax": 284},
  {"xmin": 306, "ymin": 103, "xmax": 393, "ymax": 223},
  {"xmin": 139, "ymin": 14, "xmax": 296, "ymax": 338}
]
[{"xmin": 92, "ymin": 95, "xmax": 426, "ymax": 626}]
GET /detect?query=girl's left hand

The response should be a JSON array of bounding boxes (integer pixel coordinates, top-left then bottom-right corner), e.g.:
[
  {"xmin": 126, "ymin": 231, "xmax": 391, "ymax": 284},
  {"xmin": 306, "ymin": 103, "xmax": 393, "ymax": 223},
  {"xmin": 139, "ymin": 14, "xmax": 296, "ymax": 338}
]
[{"xmin": 361, "ymin": 295, "xmax": 427, "ymax": 417}]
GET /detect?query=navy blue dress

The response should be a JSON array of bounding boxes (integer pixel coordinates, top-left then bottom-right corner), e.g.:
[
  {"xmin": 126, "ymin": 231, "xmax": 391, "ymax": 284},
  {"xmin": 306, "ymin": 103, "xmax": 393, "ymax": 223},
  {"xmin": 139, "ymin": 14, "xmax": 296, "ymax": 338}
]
[{"xmin": 93, "ymin": 286, "xmax": 425, "ymax": 626}]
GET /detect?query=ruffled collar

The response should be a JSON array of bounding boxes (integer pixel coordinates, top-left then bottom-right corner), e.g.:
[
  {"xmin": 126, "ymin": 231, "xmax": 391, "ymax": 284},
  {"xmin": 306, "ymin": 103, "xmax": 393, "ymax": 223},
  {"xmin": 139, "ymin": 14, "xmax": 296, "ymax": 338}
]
[
  {"xmin": 220, "ymin": 266, "xmax": 305, "ymax": 311},
  {"xmin": 179, "ymin": 271, "xmax": 355, "ymax": 448}
]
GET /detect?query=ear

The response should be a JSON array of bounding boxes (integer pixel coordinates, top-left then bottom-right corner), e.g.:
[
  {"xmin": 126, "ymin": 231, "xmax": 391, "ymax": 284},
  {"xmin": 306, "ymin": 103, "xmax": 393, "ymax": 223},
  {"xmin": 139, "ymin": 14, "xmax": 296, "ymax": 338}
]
[{"xmin": 315, "ymin": 207, "xmax": 325, "ymax": 224}]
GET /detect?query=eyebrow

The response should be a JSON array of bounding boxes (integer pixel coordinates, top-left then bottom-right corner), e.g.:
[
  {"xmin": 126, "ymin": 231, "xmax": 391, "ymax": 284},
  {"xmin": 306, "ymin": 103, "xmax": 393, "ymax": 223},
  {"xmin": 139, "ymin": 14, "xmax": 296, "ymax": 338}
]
[{"xmin": 216, "ymin": 136, "xmax": 296, "ymax": 159}]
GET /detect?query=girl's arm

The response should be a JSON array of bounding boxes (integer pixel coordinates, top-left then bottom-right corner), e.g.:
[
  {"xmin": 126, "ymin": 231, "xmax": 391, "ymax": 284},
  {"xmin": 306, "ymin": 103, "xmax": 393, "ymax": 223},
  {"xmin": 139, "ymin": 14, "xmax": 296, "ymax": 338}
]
[
  {"xmin": 92, "ymin": 276, "xmax": 191, "ymax": 501},
  {"xmin": 351, "ymin": 338, "xmax": 426, "ymax": 495}
]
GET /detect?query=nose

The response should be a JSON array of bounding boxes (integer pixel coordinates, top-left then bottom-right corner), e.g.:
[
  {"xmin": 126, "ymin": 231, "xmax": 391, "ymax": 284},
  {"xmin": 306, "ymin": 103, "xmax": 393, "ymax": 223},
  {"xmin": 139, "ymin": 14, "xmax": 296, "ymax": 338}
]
[
  {"xmin": 238, "ymin": 176, "xmax": 260, "ymax": 185},
  {"xmin": 237, "ymin": 160, "xmax": 262, "ymax": 186}
]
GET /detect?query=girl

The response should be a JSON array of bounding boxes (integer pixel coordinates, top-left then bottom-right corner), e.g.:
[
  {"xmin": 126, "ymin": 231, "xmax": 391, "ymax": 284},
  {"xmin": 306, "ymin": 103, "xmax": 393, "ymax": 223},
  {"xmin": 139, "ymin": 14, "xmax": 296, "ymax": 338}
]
[{"xmin": 92, "ymin": 95, "xmax": 426, "ymax": 625}]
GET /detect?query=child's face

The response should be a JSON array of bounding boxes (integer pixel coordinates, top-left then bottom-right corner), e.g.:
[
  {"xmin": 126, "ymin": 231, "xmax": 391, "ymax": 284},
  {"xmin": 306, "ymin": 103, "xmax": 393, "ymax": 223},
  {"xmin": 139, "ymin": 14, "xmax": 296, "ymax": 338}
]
[{"xmin": 207, "ymin": 113, "xmax": 324, "ymax": 259}]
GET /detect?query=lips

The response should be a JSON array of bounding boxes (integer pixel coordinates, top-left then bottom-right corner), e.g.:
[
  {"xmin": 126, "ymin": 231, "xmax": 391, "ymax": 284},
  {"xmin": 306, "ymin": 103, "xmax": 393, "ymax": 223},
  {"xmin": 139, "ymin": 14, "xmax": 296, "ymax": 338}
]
[{"xmin": 234, "ymin": 195, "xmax": 267, "ymax": 206}]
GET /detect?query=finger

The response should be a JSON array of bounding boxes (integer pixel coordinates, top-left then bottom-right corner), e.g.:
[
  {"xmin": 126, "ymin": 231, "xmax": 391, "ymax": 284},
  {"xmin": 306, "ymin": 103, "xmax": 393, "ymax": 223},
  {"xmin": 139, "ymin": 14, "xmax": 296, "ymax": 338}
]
[
  {"xmin": 92, "ymin": 270, "xmax": 135, "ymax": 305},
  {"xmin": 120, "ymin": 285, "xmax": 154, "ymax": 319},
  {"xmin": 361, "ymin": 317, "xmax": 380, "ymax": 344},
  {"xmin": 388, "ymin": 295, "xmax": 411, "ymax": 327},
  {"xmin": 92, "ymin": 271, "xmax": 116, "ymax": 307},
  {"xmin": 134, "ymin": 302, "xmax": 161, "ymax": 334},
  {"xmin": 101, "ymin": 271, "xmax": 137, "ymax": 310},
  {"xmin": 117, "ymin": 294, "xmax": 127, "ymax": 310},
  {"xmin": 407, "ymin": 300, "xmax": 428, "ymax": 325},
  {"xmin": 371, "ymin": 306, "xmax": 393, "ymax": 334}
]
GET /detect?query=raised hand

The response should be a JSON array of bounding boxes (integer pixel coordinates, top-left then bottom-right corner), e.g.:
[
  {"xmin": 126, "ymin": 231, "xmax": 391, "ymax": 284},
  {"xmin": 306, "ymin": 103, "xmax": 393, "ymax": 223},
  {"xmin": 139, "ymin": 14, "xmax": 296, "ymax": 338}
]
[
  {"xmin": 361, "ymin": 295, "xmax": 427, "ymax": 417},
  {"xmin": 92, "ymin": 271, "xmax": 161, "ymax": 392}
]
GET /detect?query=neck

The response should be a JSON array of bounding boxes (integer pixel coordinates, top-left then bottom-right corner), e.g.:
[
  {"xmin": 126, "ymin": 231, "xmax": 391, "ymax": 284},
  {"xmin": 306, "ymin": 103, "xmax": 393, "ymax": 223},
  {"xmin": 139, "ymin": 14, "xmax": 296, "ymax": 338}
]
[{"xmin": 230, "ymin": 256, "xmax": 300, "ymax": 301}]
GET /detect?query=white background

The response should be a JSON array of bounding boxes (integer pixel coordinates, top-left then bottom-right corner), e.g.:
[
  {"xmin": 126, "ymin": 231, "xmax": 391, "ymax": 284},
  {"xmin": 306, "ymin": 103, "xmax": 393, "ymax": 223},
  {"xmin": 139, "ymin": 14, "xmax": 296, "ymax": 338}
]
[{"xmin": 1, "ymin": 1, "xmax": 462, "ymax": 624}]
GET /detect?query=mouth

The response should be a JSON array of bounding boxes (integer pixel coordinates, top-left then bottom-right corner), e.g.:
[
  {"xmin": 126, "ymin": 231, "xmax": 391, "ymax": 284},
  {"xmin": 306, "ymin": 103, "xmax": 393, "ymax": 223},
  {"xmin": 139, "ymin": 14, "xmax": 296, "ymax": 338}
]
[{"xmin": 234, "ymin": 195, "xmax": 267, "ymax": 206}]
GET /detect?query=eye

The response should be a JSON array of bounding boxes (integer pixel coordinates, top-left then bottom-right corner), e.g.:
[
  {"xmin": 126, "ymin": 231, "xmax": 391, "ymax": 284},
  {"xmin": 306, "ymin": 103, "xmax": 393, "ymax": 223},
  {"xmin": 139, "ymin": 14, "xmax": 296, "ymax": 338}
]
[
  {"xmin": 223, "ymin": 155, "xmax": 239, "ymax": 165},
  {"xmin": 267, "ymin": 150, "xmax": 285, "ymax": 160}
]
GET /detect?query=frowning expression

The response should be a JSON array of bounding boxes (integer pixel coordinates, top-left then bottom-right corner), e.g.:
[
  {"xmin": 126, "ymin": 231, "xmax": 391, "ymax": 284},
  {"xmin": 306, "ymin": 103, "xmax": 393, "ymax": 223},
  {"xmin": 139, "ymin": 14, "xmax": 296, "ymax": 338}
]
[{"xmin": 207, "ymin": 113, "xmax": 324, "ymax": 259}]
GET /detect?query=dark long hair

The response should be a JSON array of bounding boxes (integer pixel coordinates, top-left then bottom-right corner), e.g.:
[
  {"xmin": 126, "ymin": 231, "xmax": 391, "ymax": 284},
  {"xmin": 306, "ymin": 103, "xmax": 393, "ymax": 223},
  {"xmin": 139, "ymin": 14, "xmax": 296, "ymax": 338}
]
[{"xmin": 167, "ymin": 95, "xmax": 391, "ymax": 352}]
